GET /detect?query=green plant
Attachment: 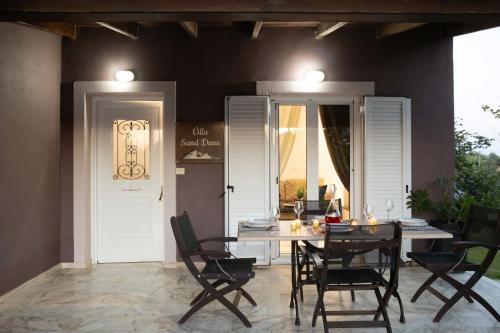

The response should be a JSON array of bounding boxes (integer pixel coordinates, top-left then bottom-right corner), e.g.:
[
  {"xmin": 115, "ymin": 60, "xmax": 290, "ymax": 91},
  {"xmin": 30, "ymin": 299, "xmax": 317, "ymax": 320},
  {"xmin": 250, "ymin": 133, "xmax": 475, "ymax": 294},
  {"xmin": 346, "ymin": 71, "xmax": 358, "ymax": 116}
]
[
  {"xmin": 432, "ymin": 178, "xmax": 460, "ymax": 223},
  {"xmin": 406, "ymin": 190, "xmax": 432, "ymax": 214},
  {"xmin": 482, "ymin": 105, "xmax": 500, "ymax": 119},
  {"xmin": 456, "ymin": 194, "xmax": 476, "ymax": 223},
  {"xmin": 407, "ymin": 104, "xmax": 499, "ymax": 221},
  {"xmin": 295, "ymin": 185, "xmax": 305, "ymax": 200},
  {"xmin": 455, "ymin": 110, "xmax": 500, "ymax": 208},
  {"xmin": 406, "ymin": 178, "xmax": 475, "ymax": 223}
]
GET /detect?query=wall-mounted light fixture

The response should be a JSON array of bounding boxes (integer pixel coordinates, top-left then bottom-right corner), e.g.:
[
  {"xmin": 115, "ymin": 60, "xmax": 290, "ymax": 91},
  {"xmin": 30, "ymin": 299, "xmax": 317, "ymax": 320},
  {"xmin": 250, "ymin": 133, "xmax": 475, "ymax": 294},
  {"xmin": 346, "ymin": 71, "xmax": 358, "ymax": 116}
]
[
  {"xmin": 304, "ymin": 70, "xmax": 325, "ymax": 82},
  {"xmin": 115, "ymin": 70, "xmax": 135, "ymax": 82}
]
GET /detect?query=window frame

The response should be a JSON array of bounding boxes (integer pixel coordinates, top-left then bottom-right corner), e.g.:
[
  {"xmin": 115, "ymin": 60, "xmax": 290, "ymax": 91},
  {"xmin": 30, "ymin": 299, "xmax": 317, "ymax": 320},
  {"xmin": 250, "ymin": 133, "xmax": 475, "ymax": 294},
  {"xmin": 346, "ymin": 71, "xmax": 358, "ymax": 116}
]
[{"xmin": 269, "ymin": 95, "xmax": 358, "ymax": 260}]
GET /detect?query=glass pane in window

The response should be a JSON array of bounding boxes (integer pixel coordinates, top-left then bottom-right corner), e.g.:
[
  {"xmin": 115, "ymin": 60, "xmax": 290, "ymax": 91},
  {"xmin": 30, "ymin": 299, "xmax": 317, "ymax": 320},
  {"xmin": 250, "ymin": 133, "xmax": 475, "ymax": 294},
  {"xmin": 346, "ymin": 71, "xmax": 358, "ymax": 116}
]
[
  {"xmin": 113, "ymin": 119, "xmax": 150, "ymax": 180},
  {"xmin": 318, "ymin": 105, "xmax": 350, "ymax": 219},
  {"xmin": 278, "ymin": 105, "xmax": 307, "ymax": 256},
  {"xmin": 278, "ymin": 105, "xmax": 307, "ymax": 212}
]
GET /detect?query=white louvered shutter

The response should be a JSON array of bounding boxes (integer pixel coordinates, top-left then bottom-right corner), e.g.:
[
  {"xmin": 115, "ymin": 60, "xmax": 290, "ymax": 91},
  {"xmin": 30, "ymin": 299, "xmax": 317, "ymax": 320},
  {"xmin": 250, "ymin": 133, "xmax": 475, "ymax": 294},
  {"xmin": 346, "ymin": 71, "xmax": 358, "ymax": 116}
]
[
  {"xmin": 364, "ymin": 97, "xmax": 411, "ymax": 220},
  {"xmin": 225, "ymin": 96, "xmax": 270, "ymax": 264}
]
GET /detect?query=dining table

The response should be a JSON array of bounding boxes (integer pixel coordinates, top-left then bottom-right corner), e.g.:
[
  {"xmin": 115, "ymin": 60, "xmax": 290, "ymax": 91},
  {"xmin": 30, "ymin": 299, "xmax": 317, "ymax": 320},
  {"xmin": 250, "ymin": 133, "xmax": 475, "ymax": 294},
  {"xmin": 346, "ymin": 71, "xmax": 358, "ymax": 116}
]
[{"xmin": 238, "ymin": 219, "xmax": 453, "ymax": 326}]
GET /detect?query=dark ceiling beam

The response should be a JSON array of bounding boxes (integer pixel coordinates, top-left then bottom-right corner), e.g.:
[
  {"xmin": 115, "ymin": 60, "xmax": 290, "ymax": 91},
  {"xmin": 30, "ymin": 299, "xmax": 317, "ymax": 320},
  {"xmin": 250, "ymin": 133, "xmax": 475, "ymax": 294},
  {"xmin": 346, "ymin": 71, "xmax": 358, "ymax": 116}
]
[
  {"xmin": 252, "ymin": 21, "xmax": 263, "ymax": 39},
  {"xmin": 1, "ymin": 0, "xmax": 500, "ymax": 23},
  {"xmin": 178, "ymin": 21, "xmax": 197, "ymax": 38},
  {"xmin": 95, "ymin": 22, "xmax": 139, "ymax": 39},
  {"xmin": 377, "ymin": 22, "xmax": 428, "ymax": 38},
  {"xmin": 2, "ymin": 0, "xmax": 500, "ymax": 14},
  {"xmin": 315, "ymin": 22, "xmax": 348, "ymax": 39},
  {"xmin": 17, "ymin": 21, "xmax": 77, "ymax": 39},
  {"xmin": 3, "ymin": 13, "xmax": 500, "ymax": 24}
]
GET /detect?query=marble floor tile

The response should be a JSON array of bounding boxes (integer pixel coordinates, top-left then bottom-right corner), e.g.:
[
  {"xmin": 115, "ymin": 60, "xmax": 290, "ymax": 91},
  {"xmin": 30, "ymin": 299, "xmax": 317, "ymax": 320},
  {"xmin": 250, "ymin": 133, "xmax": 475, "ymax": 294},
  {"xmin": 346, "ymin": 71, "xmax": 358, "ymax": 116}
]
[{"xmin": 0, "ymin": 263, "xmax": 498, "ymax": 332}]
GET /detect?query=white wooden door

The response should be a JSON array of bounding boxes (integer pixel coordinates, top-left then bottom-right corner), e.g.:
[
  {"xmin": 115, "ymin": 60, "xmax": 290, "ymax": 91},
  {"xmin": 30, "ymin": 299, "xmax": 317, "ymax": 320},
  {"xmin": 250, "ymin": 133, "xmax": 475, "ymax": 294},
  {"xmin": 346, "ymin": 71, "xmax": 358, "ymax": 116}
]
[
  {"xmin": 225, "ymin": 96, "xmax": 270, "ymax": 265},
  {"xmin": 364, "ymin": 96, "xmax": 411, "ymax": 219},
  {"xmin": 96, "ymin": 100, "xmax": 163, "ymax": 263}
]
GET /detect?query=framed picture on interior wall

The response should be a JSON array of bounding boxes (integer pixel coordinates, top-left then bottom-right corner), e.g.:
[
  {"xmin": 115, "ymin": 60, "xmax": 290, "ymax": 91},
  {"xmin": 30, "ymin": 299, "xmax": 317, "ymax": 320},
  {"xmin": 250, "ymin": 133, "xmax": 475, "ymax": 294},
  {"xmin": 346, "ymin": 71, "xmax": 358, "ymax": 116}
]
[{"xmin": 176, "ymin": 122, "xmax": 224, "ymax": 163}]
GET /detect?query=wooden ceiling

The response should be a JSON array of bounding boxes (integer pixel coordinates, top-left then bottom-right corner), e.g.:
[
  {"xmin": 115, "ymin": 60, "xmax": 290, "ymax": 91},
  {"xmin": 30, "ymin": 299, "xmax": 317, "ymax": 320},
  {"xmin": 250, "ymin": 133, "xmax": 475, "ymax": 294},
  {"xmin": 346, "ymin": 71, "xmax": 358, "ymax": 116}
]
[{"xmin": 3, "ymin": 1, "xmax": 500, "ymax": 40}]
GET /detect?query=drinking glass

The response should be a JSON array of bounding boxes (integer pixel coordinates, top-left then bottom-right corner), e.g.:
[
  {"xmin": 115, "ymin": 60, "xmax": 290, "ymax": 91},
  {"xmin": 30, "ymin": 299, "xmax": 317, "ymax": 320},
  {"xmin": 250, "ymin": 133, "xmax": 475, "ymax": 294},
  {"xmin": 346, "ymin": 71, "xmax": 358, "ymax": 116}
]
[
  {"xmin": 363, "ymin": 203, "xmax": 374, "ymax": 221},
  {"xmin": 384, "ymin": 199, "xmax": 394, "ymax": 221},
  {"xmin": 270, "ymin": 206, "xmax": 280, "ymax": 234},
  {"xmin": 294, "ymin": 200, "xmax": 304, "ymax": 221}
]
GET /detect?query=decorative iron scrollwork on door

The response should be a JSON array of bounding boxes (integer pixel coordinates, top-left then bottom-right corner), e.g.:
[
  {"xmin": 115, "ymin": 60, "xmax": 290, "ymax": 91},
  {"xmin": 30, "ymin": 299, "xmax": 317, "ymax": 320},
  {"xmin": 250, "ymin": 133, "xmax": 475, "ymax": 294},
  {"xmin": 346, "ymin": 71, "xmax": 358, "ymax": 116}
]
[{"xmin": 113, "ymin": 119, "xmax": 150, "ymax": 180}]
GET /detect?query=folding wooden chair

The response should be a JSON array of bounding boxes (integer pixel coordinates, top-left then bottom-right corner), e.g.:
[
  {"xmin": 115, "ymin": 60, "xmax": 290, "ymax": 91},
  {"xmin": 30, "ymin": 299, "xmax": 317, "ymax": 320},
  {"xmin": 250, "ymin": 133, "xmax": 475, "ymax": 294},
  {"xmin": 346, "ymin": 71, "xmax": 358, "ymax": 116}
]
[
  {"xmin": 408, "ymin": 204, "xmax": 500, "ymax": 322},
  {"xmin": 295, "ymin": 200, "xmax": 355, "ymax": 303},
  {"xmin": 311, "ymin": 223, "xmax": 402, "ymax": 333},
  {"xmin": 170, "ymin": 212, "xmax": 257, "ymax": 327}
]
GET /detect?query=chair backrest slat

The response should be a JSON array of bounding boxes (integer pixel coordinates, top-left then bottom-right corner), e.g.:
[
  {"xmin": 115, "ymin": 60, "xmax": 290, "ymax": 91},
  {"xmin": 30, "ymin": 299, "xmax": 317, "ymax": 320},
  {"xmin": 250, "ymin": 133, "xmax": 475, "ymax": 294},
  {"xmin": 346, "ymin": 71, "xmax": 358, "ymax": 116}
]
[
  {"xmin": 170, "ymin": 212, "xmax": 200, "ymax": 256},
  {"xmin": 323, "ymin": 223, "xmax": 402, "ymax": 271},
  {"xmin": 326, "ymin": 239, "xmax": 400, "ymax": 251},
  {"xmin": 462, "ymin": 204, "xmax": 500, "ymax": 245}
]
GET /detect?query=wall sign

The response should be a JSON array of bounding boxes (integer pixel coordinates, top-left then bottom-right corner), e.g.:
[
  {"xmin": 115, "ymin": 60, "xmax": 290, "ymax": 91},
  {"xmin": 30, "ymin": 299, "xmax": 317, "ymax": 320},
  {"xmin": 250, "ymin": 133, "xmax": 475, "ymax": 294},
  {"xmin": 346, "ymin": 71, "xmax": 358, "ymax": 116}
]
[{"xmin": 176, "ymin": 122, "xmax": 224, "ymax": 163}]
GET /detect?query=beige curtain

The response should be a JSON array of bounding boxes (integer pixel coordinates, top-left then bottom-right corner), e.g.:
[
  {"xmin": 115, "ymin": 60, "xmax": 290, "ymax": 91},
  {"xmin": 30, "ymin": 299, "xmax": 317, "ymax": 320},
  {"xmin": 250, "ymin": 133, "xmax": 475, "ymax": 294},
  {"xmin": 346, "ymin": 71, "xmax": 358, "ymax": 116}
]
[
  {"xmin": 279, "ymin": 105, "xmax": 302, "ymax": 175},
  {"xmin": 319, "ymin": 105, "xmax": 350, "ymax": 191}
]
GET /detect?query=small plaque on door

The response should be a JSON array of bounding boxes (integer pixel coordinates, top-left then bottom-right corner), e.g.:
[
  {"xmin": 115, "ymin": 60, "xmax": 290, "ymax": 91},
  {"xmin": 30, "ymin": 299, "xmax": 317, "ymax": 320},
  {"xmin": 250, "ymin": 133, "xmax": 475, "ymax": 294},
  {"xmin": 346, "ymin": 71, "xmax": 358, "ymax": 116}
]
[{"xmin": 176, "ymin": 122, "xmax": 224, "ymax": 164}]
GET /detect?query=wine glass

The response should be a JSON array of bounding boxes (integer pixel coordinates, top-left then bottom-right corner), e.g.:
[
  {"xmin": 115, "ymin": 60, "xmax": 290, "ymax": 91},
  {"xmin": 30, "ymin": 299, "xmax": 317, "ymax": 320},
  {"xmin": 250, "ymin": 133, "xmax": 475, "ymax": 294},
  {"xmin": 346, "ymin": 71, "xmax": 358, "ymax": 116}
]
[
  {"xmin": 294, "ymin": 200, "xmax": 304, "ymax": 221},
  {"xmin": 270, "ymin": 206, "xmax": 280, "ymax": 234},
  {"xmin": 384, "ymin": 199, "xmax": 394, "ymax": 221},
  {"xmin": 363, "ymin": 203, "xmax": 374, "ymax": 221}
]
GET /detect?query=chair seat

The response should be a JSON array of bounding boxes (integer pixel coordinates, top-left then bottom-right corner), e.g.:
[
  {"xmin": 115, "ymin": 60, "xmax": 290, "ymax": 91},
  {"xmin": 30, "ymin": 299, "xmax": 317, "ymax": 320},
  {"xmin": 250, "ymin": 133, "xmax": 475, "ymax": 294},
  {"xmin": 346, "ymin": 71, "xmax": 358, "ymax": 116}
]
[
  {"xmin": 299, "ymin": 242, "xmax": 323, "ymax": 254},
  {"xmin": 316, "ymin": 268, "xmax": 385, "ymax": 285},
  {"xmin": 408, "ymin": 252, "xmax": 479, "ymax": 271},
  {"xmin": 202, "ymin": 258, "xmax": 256, "ymax": 279}
]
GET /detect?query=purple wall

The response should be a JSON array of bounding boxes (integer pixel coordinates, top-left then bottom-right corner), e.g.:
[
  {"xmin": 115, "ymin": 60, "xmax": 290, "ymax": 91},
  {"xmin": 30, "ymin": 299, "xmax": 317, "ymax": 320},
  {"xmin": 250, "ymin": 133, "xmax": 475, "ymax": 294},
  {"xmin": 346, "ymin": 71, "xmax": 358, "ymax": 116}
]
[
  {"xmin": 60, "ymin": 25, "xmax": 454, "ymax": 259},
  {"xmin": 0, "ymin": 23, "xmax": 61, "ymax": 295}
]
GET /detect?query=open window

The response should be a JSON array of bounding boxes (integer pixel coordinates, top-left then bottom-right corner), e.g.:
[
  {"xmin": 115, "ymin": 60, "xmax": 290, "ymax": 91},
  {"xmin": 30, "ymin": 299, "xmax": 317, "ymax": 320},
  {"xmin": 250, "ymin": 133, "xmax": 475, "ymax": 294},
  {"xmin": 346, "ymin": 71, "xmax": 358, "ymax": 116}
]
[
  {"xmin": 224, "ymin": 93, "xmax": 412, "ymax": 264},
  {"xmin": 271, "ymin": 98, "xmax": 355, "ymax": 257}
]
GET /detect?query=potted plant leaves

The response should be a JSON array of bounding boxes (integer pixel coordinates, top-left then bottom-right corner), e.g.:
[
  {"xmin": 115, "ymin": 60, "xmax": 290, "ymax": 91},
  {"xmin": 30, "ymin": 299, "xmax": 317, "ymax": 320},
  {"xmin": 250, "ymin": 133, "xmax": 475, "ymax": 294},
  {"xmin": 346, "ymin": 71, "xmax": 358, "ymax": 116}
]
[
  {"xmin": 295, "ymin": 185, "xmax": 305, "ymax": 200},
  {"xmin": 406, "ymin": 178, "xmax": 476, "ymax": 252}
]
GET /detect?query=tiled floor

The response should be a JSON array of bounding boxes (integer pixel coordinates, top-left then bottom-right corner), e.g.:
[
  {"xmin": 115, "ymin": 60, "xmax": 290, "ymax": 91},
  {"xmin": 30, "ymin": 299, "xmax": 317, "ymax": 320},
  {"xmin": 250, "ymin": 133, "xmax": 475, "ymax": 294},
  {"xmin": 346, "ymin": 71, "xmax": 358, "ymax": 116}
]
[{"xmin": 0, "ymin": 263, "xmax": 499, "ymax": 332}]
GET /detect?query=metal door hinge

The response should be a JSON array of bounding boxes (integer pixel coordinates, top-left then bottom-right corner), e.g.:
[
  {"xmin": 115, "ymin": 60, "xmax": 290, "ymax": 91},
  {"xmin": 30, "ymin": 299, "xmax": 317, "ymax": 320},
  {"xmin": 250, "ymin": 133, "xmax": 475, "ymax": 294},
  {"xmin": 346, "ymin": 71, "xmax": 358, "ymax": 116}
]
[{"xmin": 359, "ymin": 105, "xmax": 366, "ymax": 115}]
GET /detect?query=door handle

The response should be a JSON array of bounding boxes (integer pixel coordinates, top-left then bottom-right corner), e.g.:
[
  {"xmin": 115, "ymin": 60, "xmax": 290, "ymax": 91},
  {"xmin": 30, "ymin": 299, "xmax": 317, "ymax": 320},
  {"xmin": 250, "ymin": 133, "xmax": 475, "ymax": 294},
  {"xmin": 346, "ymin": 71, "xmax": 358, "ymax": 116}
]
[
  {"xmin": 159, "ymin": 186, "xmax": 164, "ymax": 201},
  {"xmin": 226, "ymin": 185, "xmax": 234, "ymax": 193},
  {"xmin": 122, "ymin": 187, "xmax": 141, "ymax": 191}
]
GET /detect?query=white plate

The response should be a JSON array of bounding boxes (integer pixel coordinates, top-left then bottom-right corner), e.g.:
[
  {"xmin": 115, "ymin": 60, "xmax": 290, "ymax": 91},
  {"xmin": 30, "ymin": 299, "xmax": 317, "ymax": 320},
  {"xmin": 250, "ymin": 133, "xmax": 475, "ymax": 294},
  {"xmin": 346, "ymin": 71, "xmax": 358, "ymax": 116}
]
[
  {"xmin": 327, "ymin": 225, "xmax": 354, "ymax": 234},
  {"xmin": 241, "ymin": 219, "xmax": 273, "ymax": 228},
  {"xmin": 399, "ymin": 218, "xmax": 427, "ymax": 227}
]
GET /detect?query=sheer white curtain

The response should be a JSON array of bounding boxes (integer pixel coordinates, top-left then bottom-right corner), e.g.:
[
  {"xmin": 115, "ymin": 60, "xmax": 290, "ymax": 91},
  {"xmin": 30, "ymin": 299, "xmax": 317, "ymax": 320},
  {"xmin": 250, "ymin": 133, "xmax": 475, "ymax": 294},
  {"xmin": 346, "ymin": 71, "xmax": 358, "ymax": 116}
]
[{"xmin": 279, "ymin": 105, "xmax": 301, "ymax": 175}]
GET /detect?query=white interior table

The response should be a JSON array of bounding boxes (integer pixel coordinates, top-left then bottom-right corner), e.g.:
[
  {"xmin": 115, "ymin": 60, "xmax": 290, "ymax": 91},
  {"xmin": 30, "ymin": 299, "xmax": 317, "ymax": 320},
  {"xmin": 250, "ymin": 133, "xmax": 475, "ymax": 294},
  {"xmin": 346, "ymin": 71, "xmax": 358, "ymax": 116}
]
[{"xmin": 238, "ymin": 220, "xmax": 453, "ymax": 326}]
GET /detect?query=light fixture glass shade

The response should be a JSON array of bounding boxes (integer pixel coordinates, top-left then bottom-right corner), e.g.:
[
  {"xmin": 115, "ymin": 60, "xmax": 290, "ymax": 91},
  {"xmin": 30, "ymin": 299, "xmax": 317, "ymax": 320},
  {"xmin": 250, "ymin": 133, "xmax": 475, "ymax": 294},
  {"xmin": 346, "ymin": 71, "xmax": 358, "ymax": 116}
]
[
  {"xmin": 304, "ymin": 70, "xmax": 325, "ymax": 82},
  {"xmin": 115, "ymin": 70, "xmax": 135, "ymax": 82}
]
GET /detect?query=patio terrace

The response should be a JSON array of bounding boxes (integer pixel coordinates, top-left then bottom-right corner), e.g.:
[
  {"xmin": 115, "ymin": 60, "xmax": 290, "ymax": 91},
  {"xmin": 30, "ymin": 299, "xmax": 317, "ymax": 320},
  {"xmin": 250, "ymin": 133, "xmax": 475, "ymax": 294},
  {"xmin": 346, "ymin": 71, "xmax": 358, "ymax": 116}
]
[
  {"xmin": 1, "ymin": 2, "xmax": 500, "ymax": 333},
  {"xmin": 0, "ymin": 264, "xmax": 498, "ymax": 333}
]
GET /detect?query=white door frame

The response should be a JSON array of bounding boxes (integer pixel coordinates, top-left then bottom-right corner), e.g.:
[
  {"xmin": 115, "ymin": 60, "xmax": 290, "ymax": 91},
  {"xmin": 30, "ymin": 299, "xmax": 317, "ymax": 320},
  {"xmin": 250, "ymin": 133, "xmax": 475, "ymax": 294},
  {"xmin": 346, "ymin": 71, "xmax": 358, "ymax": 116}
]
[
  {"xmin": 92, "ymin": 97, "xmax": 164, "ymax": 263},
  {"xmin": 73, "ymin": 81, "xmax": 176, "ymax": 267}
]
